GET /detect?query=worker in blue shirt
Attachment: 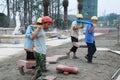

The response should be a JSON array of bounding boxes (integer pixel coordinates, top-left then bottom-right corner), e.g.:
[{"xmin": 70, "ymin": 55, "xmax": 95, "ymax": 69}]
[{"xmin": 85, "ymin": 16, "xmax": 98, "ymax": 63}]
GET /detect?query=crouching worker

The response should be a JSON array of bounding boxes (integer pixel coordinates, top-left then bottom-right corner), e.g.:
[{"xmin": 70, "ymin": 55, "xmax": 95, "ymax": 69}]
[
  {"xmin": 32, "ymin": 16, "xmax": 53, "ymax": 80},
  {"xmin": 18, "ymin": 19, "xmax": 42, "ymax": 75}
]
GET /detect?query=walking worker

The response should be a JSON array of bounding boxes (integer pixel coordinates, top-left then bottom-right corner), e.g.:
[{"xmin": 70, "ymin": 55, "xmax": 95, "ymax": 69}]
[
  {"xmin": 31, "ymin": 16, "xmax": 53, "ymax": 80},
  {"xmin": 66, "ymin": 14, "xmax": 84, "ymax": 59},
  {"xmin": 85, "ymin": 16, "xmax": 98, "ymax": 63},
  {"xmin": 18, "ymin": 18, "xmax": 42, "ymax": 75}
]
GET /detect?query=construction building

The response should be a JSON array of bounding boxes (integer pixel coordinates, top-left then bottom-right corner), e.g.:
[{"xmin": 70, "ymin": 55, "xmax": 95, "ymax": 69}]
[{"xmin": 82, "ymin": 0, "xmax": 98, "ymax": 21}]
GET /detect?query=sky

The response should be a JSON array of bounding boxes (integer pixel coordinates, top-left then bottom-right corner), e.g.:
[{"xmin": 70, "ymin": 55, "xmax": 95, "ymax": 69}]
[{"xmin": 68, "ymin": 0, "xmax": 120, "ymax": 17}]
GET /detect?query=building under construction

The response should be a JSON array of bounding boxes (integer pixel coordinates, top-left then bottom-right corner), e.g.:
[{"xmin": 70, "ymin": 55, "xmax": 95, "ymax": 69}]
[{"xmin": 82, "ymin": 0, "xmax": 98, "ymax": 21}]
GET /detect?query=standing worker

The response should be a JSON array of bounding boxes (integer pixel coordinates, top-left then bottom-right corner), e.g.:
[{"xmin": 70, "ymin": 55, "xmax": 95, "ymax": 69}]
[
  {"xmin": 32, "ymin": 16, "xmax": 53, "ymax": 80},
  {"xmin": 66, "ymin": 14, "xmax": 84, "ymax": 59},
  {"xmin": 85, "ymin": 16, "xmax": 98, "ymax": 63}
]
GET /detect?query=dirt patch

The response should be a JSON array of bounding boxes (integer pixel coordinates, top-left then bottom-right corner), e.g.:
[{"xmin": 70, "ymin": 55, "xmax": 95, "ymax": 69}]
[{"xmin": 0, "ymin": 28, "xmax": 120, "ymax": 80}]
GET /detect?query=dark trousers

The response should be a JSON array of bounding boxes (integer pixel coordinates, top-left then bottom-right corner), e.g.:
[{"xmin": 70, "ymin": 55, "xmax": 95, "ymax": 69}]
[
  {"xmin": 70, "ymin": 36, "xmax": 78, "ymax": 53},
  {"xmin": 26, "ymin": 51, "xmax": 35, "ymax": 60},
  {"xmin": 86, "ymin": 41, "xmax": 96, "ymax": 62}
]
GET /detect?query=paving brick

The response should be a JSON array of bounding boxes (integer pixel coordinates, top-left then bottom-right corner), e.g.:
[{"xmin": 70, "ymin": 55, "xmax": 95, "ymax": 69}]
[
  {"xmin": 18, "ymin": 60, "xmax": 36, "ymax": 69},
  {"xmin": 46, "ymin": 57, "xmax": 58, "ymax": 64},
  {"xmin": 53, "ymin": 55, "xmax": 67, "ymax": 60},
  {"xmin": 46, "ymin": 55, "xmax": 67, "ymax": 64},
  {"xmin": 73, "ymin": 42, "xmax": 87, "ymax": 48},
  {"xmin": 18, "ymin": 60, "xmax": 49, "ymax": 69},
  {"xmin": 43, "ymin": 75, "xmax": 57, "ymax": 80},
  {"xmin": 56, "ymin": 64, "xmax": 78, "ymax": 74}
]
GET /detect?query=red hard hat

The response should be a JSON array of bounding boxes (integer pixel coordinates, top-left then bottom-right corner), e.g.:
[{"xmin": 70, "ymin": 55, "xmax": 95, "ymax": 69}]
[{"xmin": 42, "ymin": 16, "xmax": 53, "ymax": 23}]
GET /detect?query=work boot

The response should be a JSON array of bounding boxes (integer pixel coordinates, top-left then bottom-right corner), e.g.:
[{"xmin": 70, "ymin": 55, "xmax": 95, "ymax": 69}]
[
  {"xmin": 85, "ymin": 55, "xmax": 88, "ymax": 59},
  {"xmin": 18, "ymin": 66, "xmax": 25, "ymax": 75}
]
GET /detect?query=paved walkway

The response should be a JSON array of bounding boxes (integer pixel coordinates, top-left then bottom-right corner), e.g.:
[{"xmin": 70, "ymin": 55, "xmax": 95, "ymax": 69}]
[{"xmin": 0, "ymin": 33, "xmax": 103, "ymax": 61}]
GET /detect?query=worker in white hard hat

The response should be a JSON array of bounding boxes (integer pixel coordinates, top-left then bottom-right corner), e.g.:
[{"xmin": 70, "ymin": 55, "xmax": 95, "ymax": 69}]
[
  {"xmin": 66, "ymin": 13, "xmax": 84, "ymax": 59},
  {"xmin": 85, "ymin": 16, "xmax": 98, "ymax": 63}
]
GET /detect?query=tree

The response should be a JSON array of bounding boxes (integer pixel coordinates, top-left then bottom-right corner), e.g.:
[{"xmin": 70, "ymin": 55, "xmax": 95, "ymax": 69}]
[
  {"xmin": 43, "ymin": 0, "xmax": 49, "ymax": 16},
  {"xmin": 24, "ymin": 0, "xmax": 27, "ymax": 28},
  {"xmin": 6, "ymin": 0, "xmax": 10, "ymax": 26},
  {"xmin": 5, "ymin": 0, "xmax": 63, "ymax": 29},
  {"xmin": 63, "ymin": 0, "xmax": 68, "ymax": 29},
  {"xmin": 99, "ymin": 13, "xmax": 119, "ymax": 27},
  {"xmin": 0, "ymin": 13, "xmax": 9, "ymax": 27},
  {"xmin": 77, "ymin": 0, "xmax": 83, "ymax": 13}
]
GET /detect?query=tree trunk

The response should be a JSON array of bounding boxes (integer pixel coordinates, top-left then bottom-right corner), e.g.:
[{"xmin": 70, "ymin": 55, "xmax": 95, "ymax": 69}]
[
  {"xmin": 30, "ymin": 1, "xmax": 33, "ymax": 24},
  {"xmin": 6, "ymin": 0, "xmax": 10, "ymax": 26},
  {"xmin": 28, "ymin": 1, "xmax": 32, "ymax": 24},
  {"xmin": 77, "ymin": 0, "xmax": 83, "ymax": 13},
  {"xmin": 57, "ymin": 0, "xmax": 60, "ymax": 28},
  {"xmin": 24, "ymin": 0, "xmax": 27, "ymax": 30},
  {"xmin": 12, "ymin": 0, "xmax": 16, "ymax": 26},
  {"xmin": 63, "ymin": 0, "xmax": 68, "ymax": 29},
  {"xmin": 43, "ymin": 0, "xmax": 49, "ymax": 16}
]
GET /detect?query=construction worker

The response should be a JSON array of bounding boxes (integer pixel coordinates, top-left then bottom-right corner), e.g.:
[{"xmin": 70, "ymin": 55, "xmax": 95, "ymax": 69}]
[
  {"xmin": 18, "ymin": 18, "xmax": 42, "ymax": 75},
  {"xmin": 24, "ymin": 18, "xmax": 42, "ymax": 61},
  {"xmin": 32, "ymin": 16, "xmax": 53, "ymax": 80},
  {"xmin": 66, "ymin": 13, "xmax": 84, "ymax": 59},
  {"xmin": 85, "ymin": 16, "xmax": 98, "ymax": 63}
]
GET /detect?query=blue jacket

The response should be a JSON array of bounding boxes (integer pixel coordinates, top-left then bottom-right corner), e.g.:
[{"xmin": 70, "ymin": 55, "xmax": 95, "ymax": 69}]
[{"xmin": 24, "ymin": 25, "xmax": 34, "ymax": 51}]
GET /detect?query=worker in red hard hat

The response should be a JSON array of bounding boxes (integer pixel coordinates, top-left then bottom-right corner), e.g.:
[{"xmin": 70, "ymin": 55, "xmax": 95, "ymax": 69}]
[
  {"xmin": 42, "ymin": 16, "xmax": 53, "ymax": 30},
  {"xmin": 32, "ymin": 16, "xmax": 53, "ymax": 80}
]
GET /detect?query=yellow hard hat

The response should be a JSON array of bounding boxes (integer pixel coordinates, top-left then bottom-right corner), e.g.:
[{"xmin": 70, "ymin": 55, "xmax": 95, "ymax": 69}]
[
  {"xmin": 76, "ymin": 14, "xmax": 83, "ymax": 19},
  {"xmin": 36, "ymin": 18, "xmax": 42, "ymax": 23},
  {"xmin": 91, "ymin": 16, "xmax": 98, "ymax": 20}
]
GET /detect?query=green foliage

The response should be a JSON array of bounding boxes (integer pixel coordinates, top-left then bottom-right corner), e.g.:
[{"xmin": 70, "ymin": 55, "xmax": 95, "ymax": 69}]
[
  {"xmin": 77, "ymin": 0, "xmax": 83, "ymax": 5},
  {"xmin": 0, "ymin": 13, "xmax": 9, "ymax": 27},
  {"xmin": 98, "ymin": 13, "xmax": 119, "ymax": 27}
]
